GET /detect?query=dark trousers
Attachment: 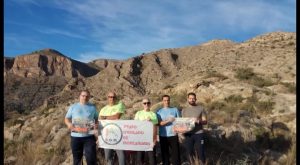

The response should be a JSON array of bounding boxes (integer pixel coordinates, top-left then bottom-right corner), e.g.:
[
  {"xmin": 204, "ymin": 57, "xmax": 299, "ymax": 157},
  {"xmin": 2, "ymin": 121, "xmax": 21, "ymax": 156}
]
[
  {"xmin": 71, "ymin": 136, "xmax": 97, "ymax": 165},
  {"xmin": 136, "ymin": 145, "xmax": 157, "ymax": 165},
  {"xmin": 159, "ymin": 136, "xmax": 180, "ymax": 165},
  {"xmin": 183, "ymin": 133, "xmax": 206, "ymax": 164}
]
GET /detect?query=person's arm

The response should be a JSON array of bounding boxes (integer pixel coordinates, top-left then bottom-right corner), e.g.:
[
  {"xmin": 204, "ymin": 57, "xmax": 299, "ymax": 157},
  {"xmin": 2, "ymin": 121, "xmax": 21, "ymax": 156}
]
[
  {"xmin": 105, "ymin": 113, "xmax": 123, "ymax": 120},
  {"xmin": 153, "ymin": 125, "xmax": 158, "ymax": 144},
  {"xmin": 200, "ymin": 112, "xmax": 207, "ymax": 125},
  {"xmin": 64, "ymin": 118, "xmax": 73, "ymax": 131},
  {"xmin": 159, "ymin": 117, "xmax": 174, "ymax": 126}
]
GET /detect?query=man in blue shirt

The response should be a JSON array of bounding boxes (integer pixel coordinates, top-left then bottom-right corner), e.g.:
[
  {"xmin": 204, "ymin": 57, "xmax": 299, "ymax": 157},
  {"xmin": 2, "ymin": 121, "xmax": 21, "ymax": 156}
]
[
  {"xmin": 156, "ymin": 95, "xmax": 181, "ymax": 165},
  {"xmin": 65, "ymin": 90, "xmax": 99, "ymax": 165}
]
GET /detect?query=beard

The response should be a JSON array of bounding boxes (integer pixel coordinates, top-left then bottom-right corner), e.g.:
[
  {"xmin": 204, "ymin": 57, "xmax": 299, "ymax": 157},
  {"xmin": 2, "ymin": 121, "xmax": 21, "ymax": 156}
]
[{"xmin": 188, "ymin": 101, "xmax": 196, "ymax": 106}]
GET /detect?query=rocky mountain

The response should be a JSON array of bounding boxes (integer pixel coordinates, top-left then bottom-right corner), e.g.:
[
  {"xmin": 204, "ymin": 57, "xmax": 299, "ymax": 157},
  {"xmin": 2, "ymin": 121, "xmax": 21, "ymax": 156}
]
[
  {"xmin": 4, "ymin": 48, "xmax": 100, "ymax": 115},
  {"xmin": 4, "ymin": 32, "xmax": 296, "ymax": 164}
]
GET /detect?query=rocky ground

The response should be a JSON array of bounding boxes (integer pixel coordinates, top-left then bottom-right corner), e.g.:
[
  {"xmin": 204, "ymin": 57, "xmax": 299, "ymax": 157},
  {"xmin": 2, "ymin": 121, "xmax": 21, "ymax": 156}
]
[{"xmin": 4, "ymin": 31, "xmax": 296, "ymax": 164}]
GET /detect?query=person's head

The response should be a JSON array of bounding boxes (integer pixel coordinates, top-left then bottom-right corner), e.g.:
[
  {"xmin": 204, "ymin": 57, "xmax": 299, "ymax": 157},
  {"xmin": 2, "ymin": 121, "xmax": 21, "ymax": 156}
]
[
  {"xmin": 107, "ymin": 92, "xmax": 117, "ymax": 105},
  {"xmin": 79, "ymin": 90, "xmax": 90, "ymax": 104},
  {"xmin": 187, "ymin": 92, "xmax": 197, "ymax": 106},
  {"xmin": 162, "ymin": 95, "xmax": 170, "ymax": 108},
  {"xmin": 142, "ymin": 98, "xmax": 151, "ymax": 111}
]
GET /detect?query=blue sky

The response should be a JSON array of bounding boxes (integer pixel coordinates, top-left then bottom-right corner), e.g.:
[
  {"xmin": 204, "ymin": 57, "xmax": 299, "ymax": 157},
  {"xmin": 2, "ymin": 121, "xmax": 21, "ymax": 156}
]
[{"xmin": 4, "ymin": 0, "xmax": 296, "ymax": 63}]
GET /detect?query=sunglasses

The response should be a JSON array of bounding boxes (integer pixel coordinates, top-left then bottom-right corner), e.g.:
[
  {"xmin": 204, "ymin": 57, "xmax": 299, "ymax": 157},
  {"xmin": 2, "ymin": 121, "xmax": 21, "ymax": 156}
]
[
  {"xmin": 143, "ymin": 102, "xmax": 151, "ymax": 105},
  {"xmin": 108, "ymin": 96, "xmax": 116, "ymax": 98}
]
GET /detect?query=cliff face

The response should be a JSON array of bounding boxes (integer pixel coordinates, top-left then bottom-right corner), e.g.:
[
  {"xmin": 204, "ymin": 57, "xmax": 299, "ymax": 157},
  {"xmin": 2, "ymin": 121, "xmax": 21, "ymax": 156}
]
[
  {"xmin": 4, "ymin": 49, "xmax": 100, "ymax": 113},
  {"xmin": 5, "ymin": 48, "xmax": 99, "ymax": 78}
]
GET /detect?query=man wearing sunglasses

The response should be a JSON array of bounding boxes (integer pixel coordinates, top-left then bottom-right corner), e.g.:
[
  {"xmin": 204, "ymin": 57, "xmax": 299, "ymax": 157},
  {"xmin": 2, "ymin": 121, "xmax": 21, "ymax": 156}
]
[
  {"xmin": 134, "ymin": 98, "xmax": 158, "ymax": 165},
  {"xmin": 99, "ymin": 92, "xmax": 126, "ymax": 165}
]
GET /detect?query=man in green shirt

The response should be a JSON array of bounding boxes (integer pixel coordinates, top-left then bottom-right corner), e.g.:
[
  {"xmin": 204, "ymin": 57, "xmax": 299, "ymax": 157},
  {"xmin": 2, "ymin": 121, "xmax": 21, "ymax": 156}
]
[
  {"xmin": 99, "ymin": 92, "xmax": 125, "ymax": 165},
  {"xmin": 134, "ymin": 98, "xmax": 158, "ymax": 165}
]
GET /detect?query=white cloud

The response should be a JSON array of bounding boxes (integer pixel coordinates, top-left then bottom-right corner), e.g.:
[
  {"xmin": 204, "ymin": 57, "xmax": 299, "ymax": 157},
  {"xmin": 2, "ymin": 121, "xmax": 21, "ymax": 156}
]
[{"xmin": 5, "ymin": 0, "xmax": 296, "ymax": 60}]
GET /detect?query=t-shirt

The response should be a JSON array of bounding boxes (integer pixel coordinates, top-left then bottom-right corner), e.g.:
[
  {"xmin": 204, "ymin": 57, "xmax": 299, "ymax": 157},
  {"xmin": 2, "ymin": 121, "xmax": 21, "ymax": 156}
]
[
  {"xmin": 156, "ymin": 107, "xmax": 181, "ymax": 137},
  {"xmin": 134, "ymin": 110, "xmax": 158, "ymax": 125},
  {"xmin": 65, "ymin": 102, "xmax": 99, "ymax": 137},
  {"xmin": 99, "ymin": 101, "xmax": 125, "ymax": 117},
  {"xmin": 182, "ymin": 105, "xmax": 206, "ymax": 134}
]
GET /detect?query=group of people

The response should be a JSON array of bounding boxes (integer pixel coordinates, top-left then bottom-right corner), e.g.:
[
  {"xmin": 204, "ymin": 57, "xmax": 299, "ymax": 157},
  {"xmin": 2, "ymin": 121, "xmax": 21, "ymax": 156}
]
[{"xmin": 65, "ymin": 90, "xmax": 207, "ymax": 165}]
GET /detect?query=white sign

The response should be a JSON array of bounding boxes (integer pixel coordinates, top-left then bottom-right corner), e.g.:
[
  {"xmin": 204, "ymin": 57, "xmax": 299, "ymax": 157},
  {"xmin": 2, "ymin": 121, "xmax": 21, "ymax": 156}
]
[{"xmin": 98, "ymin": 120, "xmax": 154, "ymax": 151}]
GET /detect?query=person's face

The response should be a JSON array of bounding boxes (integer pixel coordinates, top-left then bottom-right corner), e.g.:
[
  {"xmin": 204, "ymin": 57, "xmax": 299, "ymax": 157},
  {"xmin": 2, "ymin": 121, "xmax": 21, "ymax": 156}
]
[
  {"xmin": 107, "ymin": 92, "xmax": 117, "ymax": 105},
  {"xmin": 79, "ymin": 91, "xmax": 90, "ymax": 104},
  {"xmin": 142, "ymin": 99, "xmax": 151, "ymax": 110},
  {"xmin": 188, "ymin": 95, "xmax": 197, "ymax": 106},
  {"xmin": 162, "ymin": 97, "xmax": 170, "ymax": 108}
]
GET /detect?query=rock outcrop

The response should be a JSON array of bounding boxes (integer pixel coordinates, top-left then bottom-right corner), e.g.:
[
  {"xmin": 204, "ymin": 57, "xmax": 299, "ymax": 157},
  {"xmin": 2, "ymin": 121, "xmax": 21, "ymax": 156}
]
[{"xmin": 5, "ymin": 48, "xmax": 99, "ymax": 78}]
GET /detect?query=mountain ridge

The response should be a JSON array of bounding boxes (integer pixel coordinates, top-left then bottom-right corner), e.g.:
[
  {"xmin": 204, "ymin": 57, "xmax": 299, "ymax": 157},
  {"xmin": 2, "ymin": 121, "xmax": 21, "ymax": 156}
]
[{"xmin": 4, "ymin": 31, "xmax": 296, "ymax": 164}]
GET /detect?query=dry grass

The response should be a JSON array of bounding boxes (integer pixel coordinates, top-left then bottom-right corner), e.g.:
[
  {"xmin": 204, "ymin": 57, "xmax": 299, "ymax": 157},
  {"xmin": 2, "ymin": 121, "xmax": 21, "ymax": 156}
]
[
  {"xmin": 14, "ymin": 141, "xmax": 44, "ymax": 164},
  {"xmin": 285, "ymin": 135, "xmax": 296, "ymax": 165}
]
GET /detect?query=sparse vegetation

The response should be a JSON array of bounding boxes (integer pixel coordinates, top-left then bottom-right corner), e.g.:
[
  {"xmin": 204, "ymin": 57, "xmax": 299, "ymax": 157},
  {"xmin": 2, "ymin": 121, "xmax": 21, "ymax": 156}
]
[
  {"xmin": 204, "ymin": 70, "xmax": 228, "ymax": 80},
  {"xmin": 235, "ymin": 67, "xmax": 275, "ymax": 87},
  {"xmin": 235, "ymin": 68, "xmax": 255, "ymax": 80},
  {"xmin": 280, "ymin": 82, "xmax": 296, "ymax": 94}
]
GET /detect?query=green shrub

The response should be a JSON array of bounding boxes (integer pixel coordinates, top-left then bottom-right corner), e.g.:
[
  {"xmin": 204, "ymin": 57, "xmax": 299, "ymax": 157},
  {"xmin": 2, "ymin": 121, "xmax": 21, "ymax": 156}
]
[
  {"xmin": 225, "ymin": 95, "xmax": 244, "ymax": 103},
  {"xmin": 280, "ymin": 82, "xmax": 296, "ymax": 94},
  {"xmin": 207, "ymin": 101, "xmax": 226, "ymax": 111},
  {"xmin": 256, "ymin": 100, "xmax": 275, "ymax": 114},
  {"xmin": 235, "ymin": 68, "xmax": 275, "ymax": 87},
  {"xmin": 204, "ymin": 70, "xmax": 228, "ymax": 80},
  {"xmin": 235, "ymin": 68, "xmax": 255, "ymax": 80},
  {"xmin": 251, "ymin": 76, "xmax": 275, "ymax": 87}
]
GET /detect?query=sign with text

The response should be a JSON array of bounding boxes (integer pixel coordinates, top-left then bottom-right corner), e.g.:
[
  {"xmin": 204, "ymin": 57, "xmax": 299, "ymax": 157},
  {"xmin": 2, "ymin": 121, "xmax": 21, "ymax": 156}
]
[{"xmin": 98, "ymin": 120, "xmax": 153, "ymax": 151}]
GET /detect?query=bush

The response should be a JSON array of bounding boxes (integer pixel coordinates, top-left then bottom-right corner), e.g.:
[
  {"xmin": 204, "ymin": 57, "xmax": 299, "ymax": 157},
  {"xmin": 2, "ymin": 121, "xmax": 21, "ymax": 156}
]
[
  {"xmin": 224, "ymin": 95, "xmax": 244, "ymax": 103},
  {"xmin": 251, "ymin": 76, "xmax": 275, "ymax": 87},
  {"xmin": 235, "ymin": 67, "xmax": 275, "ymax": 87},
  {"xmin": 204, "ymin": 70, "xmax": 228, "ymax": 80},
  {"xmin": 256, "ymin": 100, "xmax": 275, "ymax": 114},
  {"xmin": 207, "ymin": 101, "xmax": 226, "ymax": 111},
  {"xmin": 280, "ymin": 82, "xmax": 296, "ymax": 94},
  {"xmin": 235, "ymin": 68, "xmax": 255, "ymax": 80}
]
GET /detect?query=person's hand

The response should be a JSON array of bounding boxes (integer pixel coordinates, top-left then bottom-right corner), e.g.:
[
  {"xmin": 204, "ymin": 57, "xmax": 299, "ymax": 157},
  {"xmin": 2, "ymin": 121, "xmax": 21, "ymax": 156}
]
[
  {"xmin": 94, "ymin": 130, "xmax": 99, "ymax": 138},
  {"xmin": 67, "ymin": 123, "xmax": 74, "ymax": 131},
  {"xmin": 167, "ymin": 117, "xmax": 175, "ymax": 123},
  {"xmin": 191, "ymin": 117, "xmax": 199, "ymax": 124}
]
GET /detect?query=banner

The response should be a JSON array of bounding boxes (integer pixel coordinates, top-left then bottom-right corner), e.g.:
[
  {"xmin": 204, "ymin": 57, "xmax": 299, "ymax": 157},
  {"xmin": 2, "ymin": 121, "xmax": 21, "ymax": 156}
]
[{"xmin": 98, "ymin": 120, "xmax": 154, "ymax": 151}]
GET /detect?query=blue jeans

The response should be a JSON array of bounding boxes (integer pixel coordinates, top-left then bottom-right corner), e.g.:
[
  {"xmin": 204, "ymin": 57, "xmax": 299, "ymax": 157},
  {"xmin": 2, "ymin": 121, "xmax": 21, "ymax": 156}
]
[
  {"xmin": 104, "ymin": 149, "xmax": 125, "ymax": 165},
  {"xmin": 183, "ymin": 133, "xmax": 206, "ymax": 164},
  {"xmin": 71, "ymin": 136, "xmax": 97, "ymax": 165}
]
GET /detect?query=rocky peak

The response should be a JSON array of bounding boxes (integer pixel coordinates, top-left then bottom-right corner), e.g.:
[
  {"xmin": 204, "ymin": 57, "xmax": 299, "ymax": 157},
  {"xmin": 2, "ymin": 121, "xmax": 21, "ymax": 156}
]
[{"xmin": 5, "ymin": 49, "xmax": 99, "ymax": 78}]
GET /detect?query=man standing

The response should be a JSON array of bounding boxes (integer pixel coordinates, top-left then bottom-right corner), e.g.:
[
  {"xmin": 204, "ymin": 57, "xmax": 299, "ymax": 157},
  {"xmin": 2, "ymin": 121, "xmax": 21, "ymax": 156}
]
[
  {"xmin": 181, "ymin": 92, "xmax": 207, "ymax": 164},
  {"xmin": 65, "ymin": 90, "xmax": 99, "ymax": 165},
  {"xmin": 156, "ymin": 95, "xmax": 181, "ymax": 165},
  {"xmin": 134, "ymin": 98, "xmax": 158, "ymax": 165},
  {"xmin": 99, "ymin": 92, "xmax": 125, "ymax": 165}
]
